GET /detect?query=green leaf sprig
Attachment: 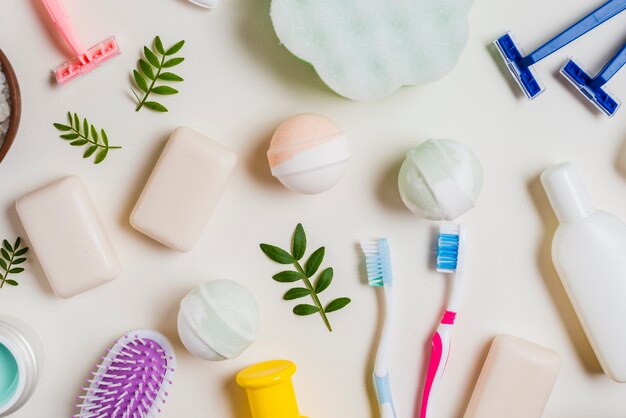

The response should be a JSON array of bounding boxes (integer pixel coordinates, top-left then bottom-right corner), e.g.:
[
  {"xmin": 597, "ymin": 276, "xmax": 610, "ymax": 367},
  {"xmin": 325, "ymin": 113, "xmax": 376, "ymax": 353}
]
[
  {"xmin": 132, "ymin": 36, "xmax": 185, "ymax": 112},
  {"xmin": 0, "ymin": 237, "xmax": 28, "ymax": 288},
  {"xmin": 53, "ymin": 112, "xmax": 121, "ymax": 164},
  {"xmin": 260, "ymin": 223, "xmax": 351, "ymax": 332}
]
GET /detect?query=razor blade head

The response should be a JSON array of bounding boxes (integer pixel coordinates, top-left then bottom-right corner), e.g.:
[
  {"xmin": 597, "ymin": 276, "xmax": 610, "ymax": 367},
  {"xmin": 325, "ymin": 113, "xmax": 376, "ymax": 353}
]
[
  {"xmin": 494, "ymin": 32, "xmax": 545, "ymax": 99},
  {"xmin": 561, "ymin": 59, "xmax": 620, "ymax": 117},
  {"xmin": 54, "ymin": 36, "xmax": 120, "ymax": 86}
]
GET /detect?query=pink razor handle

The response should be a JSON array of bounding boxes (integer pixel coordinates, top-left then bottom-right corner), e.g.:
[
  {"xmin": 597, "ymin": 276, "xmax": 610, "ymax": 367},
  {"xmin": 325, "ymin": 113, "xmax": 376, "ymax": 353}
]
[
  {"xmin": 41, "ymin": 0, "xmax": 120, "ymax": 85},
  {"xmin": 420, "ymin": 310, "xmax": 457, "ymax": 418}
]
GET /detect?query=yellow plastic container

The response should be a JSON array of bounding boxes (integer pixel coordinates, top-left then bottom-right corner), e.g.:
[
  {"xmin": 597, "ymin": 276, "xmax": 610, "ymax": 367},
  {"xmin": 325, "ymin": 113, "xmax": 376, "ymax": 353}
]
[{"xmin": 236, "ymin": 359, "xmax": 306, "ymax": 418}]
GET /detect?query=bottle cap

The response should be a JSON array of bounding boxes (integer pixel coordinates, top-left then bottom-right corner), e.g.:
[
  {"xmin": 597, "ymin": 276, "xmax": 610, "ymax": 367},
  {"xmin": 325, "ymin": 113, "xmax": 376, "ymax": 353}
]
[{"xmin": 541, "ymin": 162, "xmax": 594, "ymax": 223}]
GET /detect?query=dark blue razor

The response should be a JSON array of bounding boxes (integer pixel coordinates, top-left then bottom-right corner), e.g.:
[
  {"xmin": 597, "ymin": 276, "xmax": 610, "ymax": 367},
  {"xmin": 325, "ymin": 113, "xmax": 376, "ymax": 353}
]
[
  {"xmin": 561, "ymin": 42, "xmax": 626, "ymax": 117},
  {"xmin": 494, "ymin": 0, "xmax": 626, "ymax": 99}
]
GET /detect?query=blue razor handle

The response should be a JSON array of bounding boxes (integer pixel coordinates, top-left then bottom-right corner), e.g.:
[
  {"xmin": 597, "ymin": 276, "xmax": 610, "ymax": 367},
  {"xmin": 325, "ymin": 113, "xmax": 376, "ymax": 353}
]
[
  {"xmin": 561, "ymin": 42, "xmax": 626, "ymax": 117},
  {"xmin": 495, "ymin": 0, "xmax": 626, "ymax": 99}
]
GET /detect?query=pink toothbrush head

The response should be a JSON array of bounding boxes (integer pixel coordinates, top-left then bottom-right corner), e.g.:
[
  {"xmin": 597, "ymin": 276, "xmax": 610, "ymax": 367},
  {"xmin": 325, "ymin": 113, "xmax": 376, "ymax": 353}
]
[
  {"xmin": 41, "ymin": 0, "xmax": 120, "ymax": 85},
  {"xmin": 74, "ymin": 330, "xmax": 175, "ymax": 418}
]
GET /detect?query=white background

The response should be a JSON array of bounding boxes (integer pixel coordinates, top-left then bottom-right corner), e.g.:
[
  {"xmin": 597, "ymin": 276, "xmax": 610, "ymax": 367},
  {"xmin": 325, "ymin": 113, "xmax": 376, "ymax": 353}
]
[{"xmin": 2, "ymin": 0, "xmax": 626, "ymax": 417}]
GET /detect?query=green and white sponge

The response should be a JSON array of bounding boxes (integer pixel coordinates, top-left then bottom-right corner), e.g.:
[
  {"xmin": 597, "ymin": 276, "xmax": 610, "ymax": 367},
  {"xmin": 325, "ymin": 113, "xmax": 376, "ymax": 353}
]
[{"xmin": 270, "ymin": 0, "xmax": 473, "ymax": 101}]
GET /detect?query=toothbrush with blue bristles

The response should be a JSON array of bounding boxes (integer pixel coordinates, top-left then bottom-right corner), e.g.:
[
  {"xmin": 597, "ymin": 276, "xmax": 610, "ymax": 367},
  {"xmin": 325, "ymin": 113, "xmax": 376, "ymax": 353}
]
[
  {"xmin": 420, "ymin": 223, "xmax": 466, "ymax": 418},
  {"xmin": 360, "ymin": 238, "xmax": 397, "ymax": 418}
]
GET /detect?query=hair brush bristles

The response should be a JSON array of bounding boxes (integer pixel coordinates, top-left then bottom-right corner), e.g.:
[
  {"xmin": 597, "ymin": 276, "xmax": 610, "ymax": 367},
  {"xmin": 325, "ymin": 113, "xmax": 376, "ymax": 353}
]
[
  {"xmin": 360, "ymin": 238, "xmax": 393, "ymax": 287},
  {"xmin": 74, "ymin": 330, "xmax": 176, "ymax": 418}
]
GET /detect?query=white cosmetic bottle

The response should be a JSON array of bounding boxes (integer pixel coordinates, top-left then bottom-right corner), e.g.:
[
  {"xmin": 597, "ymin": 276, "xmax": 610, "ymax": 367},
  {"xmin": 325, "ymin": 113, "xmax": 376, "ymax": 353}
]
[{"xmin": 541, "ymin": 162, "xmax": 626, "ymax": 382}]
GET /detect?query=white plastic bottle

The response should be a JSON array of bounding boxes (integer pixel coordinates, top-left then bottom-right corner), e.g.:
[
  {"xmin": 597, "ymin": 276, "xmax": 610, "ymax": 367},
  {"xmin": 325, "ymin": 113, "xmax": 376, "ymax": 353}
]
[{"xmin": 541, "ymin": 162, "xmax": 626, "ymax": 382}]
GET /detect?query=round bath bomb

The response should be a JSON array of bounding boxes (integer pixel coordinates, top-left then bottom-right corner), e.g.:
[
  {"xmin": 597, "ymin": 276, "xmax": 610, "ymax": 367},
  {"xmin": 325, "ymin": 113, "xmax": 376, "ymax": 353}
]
[
  {"xmin": 267, "ymin": 113, "xmax": 350, "ymax": 194},
  {"xmin": 398, "ymin": 139, "xmax": 483, "ymax": 220},
  {"xmin": 177, "ymin": 280, "xmax": 260, "ymax": 361}
]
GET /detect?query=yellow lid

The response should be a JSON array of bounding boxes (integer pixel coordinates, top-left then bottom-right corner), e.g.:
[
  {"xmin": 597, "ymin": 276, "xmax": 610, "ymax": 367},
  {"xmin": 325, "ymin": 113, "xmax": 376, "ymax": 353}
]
[{"xmin": 236, "ymin": 360, "xmax": 296, "ymax": 389}]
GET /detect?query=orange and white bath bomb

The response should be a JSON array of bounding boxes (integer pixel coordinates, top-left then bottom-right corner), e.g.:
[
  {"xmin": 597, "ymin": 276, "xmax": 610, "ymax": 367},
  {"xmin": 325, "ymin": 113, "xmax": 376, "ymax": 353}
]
[{"xmin": 267, "ymin": 114, "xmax": 350, "ymax": 194}]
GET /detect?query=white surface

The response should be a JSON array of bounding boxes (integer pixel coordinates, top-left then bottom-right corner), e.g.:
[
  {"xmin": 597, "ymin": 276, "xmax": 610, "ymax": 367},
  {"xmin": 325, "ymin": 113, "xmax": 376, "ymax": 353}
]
[{"xmin": 1, "ymin": 0, "xmax": 626, "ymax": 417}]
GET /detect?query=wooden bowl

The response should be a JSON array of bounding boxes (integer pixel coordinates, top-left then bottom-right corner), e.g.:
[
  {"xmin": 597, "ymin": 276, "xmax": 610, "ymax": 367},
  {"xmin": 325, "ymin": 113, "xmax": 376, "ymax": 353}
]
[{"xmin": 0, "ymin": 49, "xmax": 21, "ymax": 164}]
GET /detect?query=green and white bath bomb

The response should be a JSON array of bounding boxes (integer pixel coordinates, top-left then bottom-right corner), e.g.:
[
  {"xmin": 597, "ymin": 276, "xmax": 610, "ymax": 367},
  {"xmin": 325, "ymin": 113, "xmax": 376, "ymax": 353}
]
[
  {"xmin": 270, "ymin": 0, "xmax": 473, "ymax": 101},
  {"xmin": 177, "ymin": 280, "xmax": 260, "ymax": 361},
  {"xmin": 398, "ymin": 139, "xmax": 482, "ymax": 220}
]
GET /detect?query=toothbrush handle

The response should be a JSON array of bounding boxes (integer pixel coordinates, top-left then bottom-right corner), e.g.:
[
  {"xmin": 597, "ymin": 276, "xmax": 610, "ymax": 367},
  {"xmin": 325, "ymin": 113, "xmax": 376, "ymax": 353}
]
[
  {"xmin": 373, "ymin": 372, "xmax": 397, "ymax": 418},
  {"xmin": 420, "ymin": 311, "xmax": 456, "ymax": 418},
  {"xmin": 41, "ymin": 0, "xmax": 86, "ymax": 56}
]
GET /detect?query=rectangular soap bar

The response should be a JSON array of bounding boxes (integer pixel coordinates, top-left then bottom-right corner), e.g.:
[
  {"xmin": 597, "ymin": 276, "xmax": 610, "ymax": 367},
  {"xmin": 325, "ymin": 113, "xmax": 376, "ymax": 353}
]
[
  {"xmin": 131, "ymin": 127, "xmax": 237, "ymax": 252},
  {"xmin": 464, "ymin": 335, "xmax": 561, "ymax": 418},
  {"xmin": 16, "ymin": 176, "xmax": 121, "ymax": 299}
]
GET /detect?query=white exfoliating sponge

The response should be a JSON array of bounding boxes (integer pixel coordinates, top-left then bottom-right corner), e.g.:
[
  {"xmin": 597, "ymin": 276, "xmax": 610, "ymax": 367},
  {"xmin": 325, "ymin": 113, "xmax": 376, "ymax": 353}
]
[{"xmin": 270, "ymin": 0, "xmax": 473, "ymax": 101}]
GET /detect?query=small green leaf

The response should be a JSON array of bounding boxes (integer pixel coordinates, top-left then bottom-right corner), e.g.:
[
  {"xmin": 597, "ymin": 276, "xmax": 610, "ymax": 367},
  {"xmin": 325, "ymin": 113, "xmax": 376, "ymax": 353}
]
[
  {"xmin": 14, "ymin": 238, "xmax": 20, "ymax": 248},
  {"xmin": 73, "ymin": 113, "xmax": 80, "ymax": 130},
  {"xmin": 284, "ymin": 288, "xmax": 311, "ymax": 300},
  {"xmin": 101, "ymin": 130, "xmax": 109, "ymax": 146},
  {"xmin": 3, "ymin": 240, "xmax": 12, "ymax": 252},
  {"xmin": 8, "ymin": 268, "xmax": 24, "ymax": 274},
  {"xmin": 325, "ymin": 297, "xmax": 351, "ymax": 313},
  {"xmin": 158, "ymin": 72, "xmax": 184, "ymax": 82},
  {"xmin": 144, "ymin": 46, "xmax": 160, "ymax": 67},
  {"xmin": 272, "ymin": 271, "xmax": 303, "ymax": 283},
  {"xmin": 0, "ymin": 248, "xmax": 8, "ymax": 261},
  {"xmin": 293, "ymin": 304, "xmax": 319, "ymax": 316},
  {"xmin": 165, "ymin": 40, "xmax": 185, "ymax": 55},
  {"xmin": 60, "ymin": 133, "xmax": 80, "ymax": 140},
  {"xmin": 154, "ymin": 36, "xmax": 165, "ymax": 55},
  {"xmin": 139, "ymin": 59, "xmax": 155, "ymax": 80},
  {"xmin": 83, "ymin": 118, "xmax": 89, "ymax": 137},
  {"xmin": 67, "ymin": 111, "xmax": 72, "ymax": 125},
  {"xmin": 12, "ymin": 258, "xmax": 26, "ymax": 265},
  {"xmin": 133, "ymin": 70, "xmax": 148, "ymax": 92},
  {"xmin": 292, "ymin": 223, "xmax": 306, "ymax": 261},
  {"xmin": 90, "ymin": 125, "xmax": 98, "ymax": 143},
  {"xmin": 163, "ymin": 57, "xmax": 184, "ymax": 68},
  {"xmin": 305, "ymin": 247, "xmax": 325, "ymax": 277},
  {"xmin": 0, "ymin": 259, "xmax": 6, "ymax": 270},
  {"xmin": 53, "ymin": 123, "xmax": 72, "ymax": 131},
  {"xmin": 5, "ymin": 280, "xmax": 18, "ymax": 286},
  {"xmin": 260, "ymin": 244, "xmax": 294, "ymax": 264},
  {"xmin": 83, "ymin": 146, "xmax": 98, "ymax": 158},
  {"xmin": 70, "ymin": 140, "xmax": 88, "ymax": 146},
  {"xmin": 95, "ymin": 148, "xmax": 109, "ymax": 164},
  {"xmin": 143, "ymin": 101, "xmax": 168, "ymax": 112},
  {"xmin": 314, "ymin": 267, "xmax": 333, "ymax": 293},
  {"xmin": 152, "ymin": 86, "xmax": 178, "ymax": 95},
  {"xmin": 14, "ymin": 247, "xmax": 28, "ymax": 257}
]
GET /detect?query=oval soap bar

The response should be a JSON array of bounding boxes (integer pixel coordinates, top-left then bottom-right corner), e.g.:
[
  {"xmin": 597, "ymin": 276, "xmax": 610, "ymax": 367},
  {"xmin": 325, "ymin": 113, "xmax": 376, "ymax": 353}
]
[
  {"xmin": 267, "ymin": 113, "xmax": 350, "ymax": 194},
  {"xmin": 398, "ymin": 139, "xmax": 483, "ymax": 220},
  {"xmin": 178, "ymin": 280, "xmax": 260, "ymax": 361}
]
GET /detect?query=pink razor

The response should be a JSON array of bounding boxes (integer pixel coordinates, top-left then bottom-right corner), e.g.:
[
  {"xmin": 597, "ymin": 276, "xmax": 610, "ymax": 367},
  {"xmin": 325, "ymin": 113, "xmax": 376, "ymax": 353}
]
[
  {"xmin": 420, "ymin": 223, "xmax": 465, "ymax": 418},
  {"xmin": 41, "ymin": 0, "xmax": 120, "ymax": 85}
]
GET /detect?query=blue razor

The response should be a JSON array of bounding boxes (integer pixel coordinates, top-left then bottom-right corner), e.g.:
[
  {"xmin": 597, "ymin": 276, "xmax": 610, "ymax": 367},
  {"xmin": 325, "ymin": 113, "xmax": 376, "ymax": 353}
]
[
  {"xmin": 561, "ymin": 43, "xmax": 626, "ymax": 117},
  {"xmin": 494, "ymin": 0, "xmax": 626, "ymax": 99}
]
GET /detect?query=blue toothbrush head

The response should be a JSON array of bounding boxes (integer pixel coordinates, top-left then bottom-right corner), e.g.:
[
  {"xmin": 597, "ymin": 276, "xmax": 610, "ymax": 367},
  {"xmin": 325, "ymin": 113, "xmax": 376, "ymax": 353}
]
[
  {"xmin": 437, "ymin": 223, "xmax": 462, "ymax": 273},
  {"xmin": 360, "ymin": 238, "xmax": 393, "ymax": 287}
]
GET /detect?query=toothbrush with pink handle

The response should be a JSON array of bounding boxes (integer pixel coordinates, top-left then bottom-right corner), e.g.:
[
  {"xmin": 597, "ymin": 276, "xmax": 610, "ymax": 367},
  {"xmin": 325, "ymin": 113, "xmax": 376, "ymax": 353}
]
[{"xmin": 420, "ymin": 223, "xmax": 465, "ymax": 418}]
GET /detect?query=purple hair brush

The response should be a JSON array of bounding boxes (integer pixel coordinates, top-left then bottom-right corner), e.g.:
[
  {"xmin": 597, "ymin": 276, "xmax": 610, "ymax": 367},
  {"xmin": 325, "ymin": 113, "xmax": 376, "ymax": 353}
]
[{"xmin": 74, "ymin": 330, "xmax": 176, "ymax": 418}]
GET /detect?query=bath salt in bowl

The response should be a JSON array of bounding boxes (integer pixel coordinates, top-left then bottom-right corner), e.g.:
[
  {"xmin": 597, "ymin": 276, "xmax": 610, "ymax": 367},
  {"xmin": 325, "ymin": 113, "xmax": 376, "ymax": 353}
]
[{"xmin": 0, "ymin": 50, "xmax": 21, "ymax": 164}]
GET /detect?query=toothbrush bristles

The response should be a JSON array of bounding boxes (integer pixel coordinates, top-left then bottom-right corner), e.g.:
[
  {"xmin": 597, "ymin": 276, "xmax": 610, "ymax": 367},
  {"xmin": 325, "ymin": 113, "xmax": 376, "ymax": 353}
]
[
  {"xmin": 437, "ymin": 223, "xmax": 461, "ymax": 273},
  {"xmin": 360, "ymin": 238, "xmax": 393, "ymax": 286}
]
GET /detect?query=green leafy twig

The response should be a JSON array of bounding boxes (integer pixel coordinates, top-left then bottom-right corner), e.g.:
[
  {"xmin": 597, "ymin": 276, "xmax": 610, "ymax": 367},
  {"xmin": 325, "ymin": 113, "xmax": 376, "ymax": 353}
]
[
  {"xmin": 132, "ymin": 36, "xmax": 185, "ymax": 112},
  {"xmin": 260, "ymin": 223, "xmax": 351, "ymax": 332},
  {"xmin": 53, "ymin": 112, "xmax": 121, "ymax": 164},
  {"xmin": 0, "ymin": 237, "xmax": 28, "ymax": 288}
]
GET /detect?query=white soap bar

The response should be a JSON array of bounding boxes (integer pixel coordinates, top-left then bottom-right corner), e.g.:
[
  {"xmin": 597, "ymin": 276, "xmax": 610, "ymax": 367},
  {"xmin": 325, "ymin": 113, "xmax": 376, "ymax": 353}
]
[
  {"xmin": 16, "ymin": 176, "xmax": 121, "ymax": 298},
  {"xmin": 464, "ymin": 335, "xmax": 561, "ymax": 418},
  {"xmin": 131, "ymin": 127, "xmax": 237, "ymax": 252}
]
